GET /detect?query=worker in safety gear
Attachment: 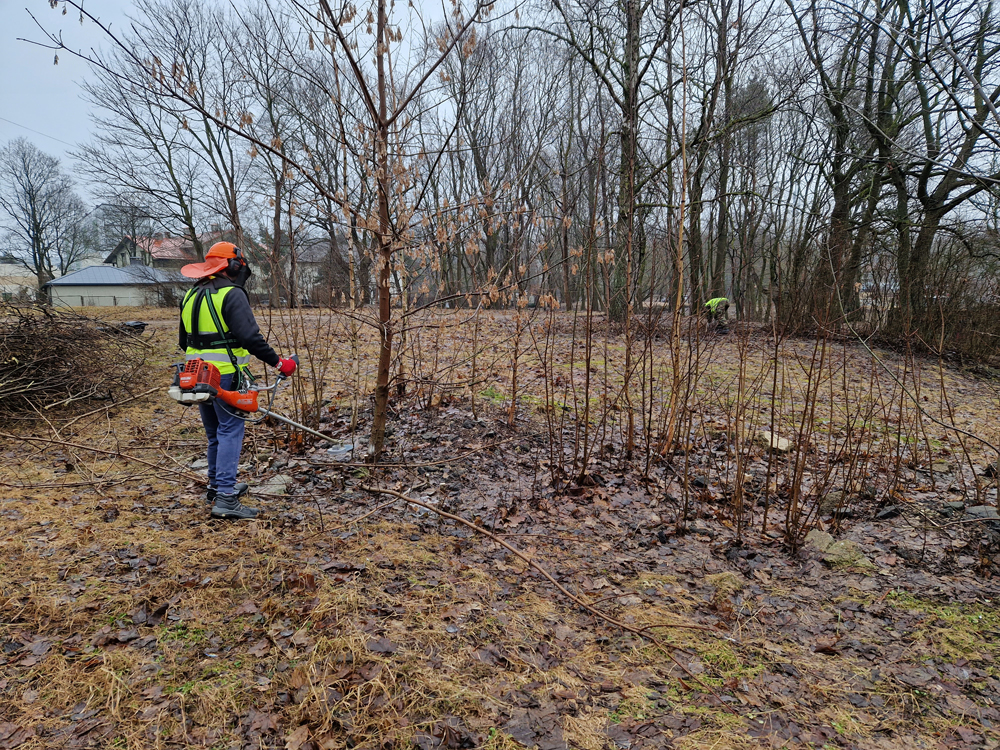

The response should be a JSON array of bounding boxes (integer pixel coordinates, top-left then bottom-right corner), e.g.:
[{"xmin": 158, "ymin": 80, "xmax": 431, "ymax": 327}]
[
  {"xmin": 705, "ymin": 297, "xmax": 730, "ymax": 332},
  {"xmin": 179, "ymin": 241, "xmax": 297, "ymax": 519}
]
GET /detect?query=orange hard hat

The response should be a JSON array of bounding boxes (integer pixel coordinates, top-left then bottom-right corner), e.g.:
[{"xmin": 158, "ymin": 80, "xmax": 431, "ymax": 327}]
[{"xmin": 181, "ymin": 241, "xmax": 242, "ymax": 279}]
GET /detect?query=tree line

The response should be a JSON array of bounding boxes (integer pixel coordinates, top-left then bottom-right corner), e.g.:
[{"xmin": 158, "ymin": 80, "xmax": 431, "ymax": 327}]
[
  {"xmin": 18, "ymin": 0, "xmax": 996, "ymax": 320},
  {"xmin": 7, "ymin": 0, "xmax": 999, "ymax": 456}
]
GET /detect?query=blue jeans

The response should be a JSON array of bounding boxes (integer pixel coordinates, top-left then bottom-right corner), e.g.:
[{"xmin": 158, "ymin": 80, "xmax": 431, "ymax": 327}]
[{"xmin": 199, "ymin": 372, "xmax": 246, "ymax": 495}]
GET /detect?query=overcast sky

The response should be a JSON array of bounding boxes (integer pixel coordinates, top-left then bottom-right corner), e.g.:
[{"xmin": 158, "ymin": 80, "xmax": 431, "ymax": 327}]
[
  {"xmin": 0, "ymin": 0, "xmax": 132, "ymax": 175},
  {"xmin": 1, "ymin": 0, "xmax": 452, "ymax": 196}
]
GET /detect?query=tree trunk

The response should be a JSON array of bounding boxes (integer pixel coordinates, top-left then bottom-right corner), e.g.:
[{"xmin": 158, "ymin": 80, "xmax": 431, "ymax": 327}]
[
  {"xmin": 711, "ymin": 1, "xmax": 731, "ymax": 300},
  {"xmin": 609, "ymin": 0, "xmax": 639, "ymax": 323},
  {"xmin": 687, "ymin": 171, "xmax": 705, "ymax": 309},
  {"xmin": 812, "ymin": 131, "xmax": 852, "ymax": 327},
  {"xmin": 369, "ymin": 0, "xmax": 393, "ymax": 460},
  {"xmin": 889, "ymin": 163, "xmax": 911, "ymax": 322},
  {"xmin": 271, "ymin": 160, "xmax": 285, "ymax": 306},
  {"xmin": 712, "ymin": 123, "xmax": 731, "ymax": 298},
  {"xmin": 561, "ymin": 166, "xmax": 572, "ymax": 311},
  {"xmin": 288, "ymin": 201, "xmax": 298, "ymax": 309}
]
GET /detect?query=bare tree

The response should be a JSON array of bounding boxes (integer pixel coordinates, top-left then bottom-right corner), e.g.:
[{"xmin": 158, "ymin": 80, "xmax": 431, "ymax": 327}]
[
  {"xmin": 0, "ymin": 138, "xmax": 90, "ymax": 289},
  {"xmin": 94, "ymin": 198, "xmax": 157, "ymax": 258},
  {"xmin": 78, "ymin": 51, "xmax": 208, "ymax": 259}
]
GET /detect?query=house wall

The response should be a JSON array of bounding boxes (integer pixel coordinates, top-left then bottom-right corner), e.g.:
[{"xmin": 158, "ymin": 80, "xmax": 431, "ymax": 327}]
[
  {"xmin": 152, "ymin": 259, "xmax": 187, "ymax": 271},
  {"xmin": 108, "ymin": 246, "xmax": 153, "ymax": 268},
  {"xmin": 0, "ymin": 263, "xmax": 37, "ymax": 301},
  {"xmin": 50, "ymin": 284, "xmax": 155, "ymax": 307}
]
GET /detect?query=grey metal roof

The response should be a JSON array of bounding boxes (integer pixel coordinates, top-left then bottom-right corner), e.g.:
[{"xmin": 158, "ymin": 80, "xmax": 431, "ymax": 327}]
[{"xmin": 44, "ymin": 264, "xmax": 184, "ymax": 287}]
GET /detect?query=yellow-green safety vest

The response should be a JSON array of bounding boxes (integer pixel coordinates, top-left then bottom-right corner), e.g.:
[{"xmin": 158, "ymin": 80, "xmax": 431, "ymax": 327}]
[{"xmin": 181, "ymin": 285, "xmax": 250, "ymax": 375}]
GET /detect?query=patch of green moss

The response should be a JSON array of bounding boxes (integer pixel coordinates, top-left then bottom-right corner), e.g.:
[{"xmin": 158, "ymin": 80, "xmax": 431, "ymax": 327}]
[{"xmin": 882, "ymin": 591, "xmax": 1000, "ymax": 661}]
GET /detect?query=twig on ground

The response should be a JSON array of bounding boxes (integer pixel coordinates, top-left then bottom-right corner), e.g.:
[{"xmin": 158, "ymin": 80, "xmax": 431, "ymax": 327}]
[
  {"xmin": 306, "ymin": 436, "xmax": 519, "ymax": 469},
  {"xmin": 0, "ymin": 432, "xmax": 204, "ymax": 485},
  {"xmin": 297, "ymin": 500, "xmax": 397, "ymax": 542},
  {"xmin": 61, "ymin": 387, "xmax": 160, "ymax": 429},
  {"xmin": 0, "ymin": 474, "xmax": 156, "ymax": 490}
]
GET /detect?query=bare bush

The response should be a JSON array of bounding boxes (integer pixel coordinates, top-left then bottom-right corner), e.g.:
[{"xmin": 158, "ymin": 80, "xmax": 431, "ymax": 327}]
[{"xmin": 0, "ymin": 303, "xmax": 148, "ymax": 418}]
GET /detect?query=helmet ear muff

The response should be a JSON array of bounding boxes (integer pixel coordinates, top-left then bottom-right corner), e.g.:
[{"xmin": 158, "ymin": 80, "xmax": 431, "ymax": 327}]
[
  {"xmin": 226, "ymin": 245, "xmax": 252, "ymax": 288},
  {"xmin": 226, "ymin": 246, "xmax": 245, "ymax": 277}
]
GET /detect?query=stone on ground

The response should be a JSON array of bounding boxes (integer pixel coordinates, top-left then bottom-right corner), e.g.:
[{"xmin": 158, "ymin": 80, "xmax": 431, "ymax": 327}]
[
  {"xmin": 257, "ymin": 474, "xmax": 294, "ymax": 496},
  {"xmin": 804, "ymin": 529, "xmax": 874, "ymax": 569},
  {"xmin": 758, "ymin": 430, "xmax": 792, "ymax": 453},
  {"xmin": 804, "ymin": 529, "xmax": 835, "ymax": 552}
]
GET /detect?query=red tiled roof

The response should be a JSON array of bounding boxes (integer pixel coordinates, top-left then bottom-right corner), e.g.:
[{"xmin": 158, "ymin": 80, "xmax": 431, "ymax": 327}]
[
  {"xmin": 134, "ymin": 236, "xmax": 195, "ymax": 261},
  {"xmin": 132, "ymin": 232, "xmax": 224, "ymax": 261}
]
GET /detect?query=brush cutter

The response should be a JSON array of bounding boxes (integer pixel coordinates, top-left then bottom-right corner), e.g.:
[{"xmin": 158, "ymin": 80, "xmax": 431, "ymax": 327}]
[{"xmin": 167, "ymin": 355, "xmax": 338, "ymax": 443}]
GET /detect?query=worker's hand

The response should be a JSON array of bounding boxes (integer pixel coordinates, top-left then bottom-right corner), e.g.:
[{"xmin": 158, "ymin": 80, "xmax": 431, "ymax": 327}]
[{"xmin": 277, "ymin": 356, "xmax": 297, "ymax": 376}]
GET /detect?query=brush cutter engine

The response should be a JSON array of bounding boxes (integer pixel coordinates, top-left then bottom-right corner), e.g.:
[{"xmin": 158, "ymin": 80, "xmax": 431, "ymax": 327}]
[
  {"xmin": 168, "ymin": 359, "xmax": 220, "ymax": 404},
  {"xmin": 168, "ymin": 358, "xmax": 260, "ymax": 412},
  {"xmin": 168, "ymin": 355, "xmax": 330, "ymax": 440}
]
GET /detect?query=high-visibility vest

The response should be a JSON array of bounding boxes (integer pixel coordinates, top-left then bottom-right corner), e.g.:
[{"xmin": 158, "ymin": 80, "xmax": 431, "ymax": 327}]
[
  {"xmin": 180, "ymin": 285, "xmax": 250, "ymax": 374},
  {"xmin": 705, "ymin": 297, "xmax": 729, "ymax": 313}
]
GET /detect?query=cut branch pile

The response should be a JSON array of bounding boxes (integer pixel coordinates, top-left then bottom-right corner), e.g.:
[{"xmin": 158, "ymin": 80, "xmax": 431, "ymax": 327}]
[{"xmin": 0, "ymin": 303, "xmax": 148, "ymax": 417}]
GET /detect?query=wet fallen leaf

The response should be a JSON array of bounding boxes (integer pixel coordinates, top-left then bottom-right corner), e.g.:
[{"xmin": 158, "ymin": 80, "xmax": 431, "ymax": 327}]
[
  {"xmin": 285, "ymin": 724, "xmax": 310, "ymax": 750},
  {"xmin": 233, "ymin": 600, "xmax": 260, "ymax": 615},
  {"xmin": 0, "ymin": 723, "xmax": 33, "ymax": 749},
  {"xmin": 366, "ymin": 637, "xmax": 397, "ymax": 654},
  {"xmin": 814, "ymin": 637, "xmax": 840, "ymax": 655}
]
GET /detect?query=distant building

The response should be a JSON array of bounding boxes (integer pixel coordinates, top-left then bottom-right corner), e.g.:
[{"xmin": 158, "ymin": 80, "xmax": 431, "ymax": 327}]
[
  {"xmin": 105, "ymin": 232, "xmax": 225, "ymax": 271},
  {"xmin": 0, "ymin": 254, "xmax": 41, "ymax": 301},
  {"xmin": 295, "ymin": 235, "xmax": 349, "ymax": 304},
  {"xmin": 44, "ymin": 259, "xmax": 185, "ymax": 307}
]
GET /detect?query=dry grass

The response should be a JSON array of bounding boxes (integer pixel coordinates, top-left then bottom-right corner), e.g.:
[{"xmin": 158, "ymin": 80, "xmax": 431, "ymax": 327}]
[{"xmin": 2, "ymin": 307, "xmax": 1000, "ymax": 749}]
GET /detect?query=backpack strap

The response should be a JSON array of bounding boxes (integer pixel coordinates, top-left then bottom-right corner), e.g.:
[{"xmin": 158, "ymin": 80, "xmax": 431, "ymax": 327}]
[{"xmin": 201, "ymin": 285, "xmax": 254, "ymax": 390}]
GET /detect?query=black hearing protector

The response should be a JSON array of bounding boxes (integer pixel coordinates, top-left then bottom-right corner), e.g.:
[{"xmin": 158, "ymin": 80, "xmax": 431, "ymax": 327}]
[
  {"xmin": 226, "ymin": 245, "xmax": 246, "ymax": 277},
  {"xmin": 226, "ymin": 245, "xmax": 253, "ymax": 289}
]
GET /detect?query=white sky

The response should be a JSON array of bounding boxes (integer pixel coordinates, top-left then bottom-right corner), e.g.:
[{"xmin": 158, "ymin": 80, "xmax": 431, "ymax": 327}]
[
  {"xmin": 0, "ymin": 0, "xmax": 131, "ymax": 171},
  {"xmin": 1, "ymin": 0, "xmax": 454, "ymax": 195}
]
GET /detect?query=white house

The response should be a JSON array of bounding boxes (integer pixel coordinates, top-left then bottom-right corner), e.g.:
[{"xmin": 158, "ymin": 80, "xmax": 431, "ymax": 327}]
[
  {"xmin": 0, "ymin": 254, "xmax": 39, "ymax": 301},
  {"xmin": 44, "ymin": 261, "xmax": 185, "ymax": 307}
]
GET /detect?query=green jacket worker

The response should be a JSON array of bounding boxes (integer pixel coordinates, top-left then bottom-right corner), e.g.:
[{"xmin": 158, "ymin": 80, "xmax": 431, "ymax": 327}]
[{"xmin": 705, "ymin": 297, "xmax": 730, "ymax": 322}]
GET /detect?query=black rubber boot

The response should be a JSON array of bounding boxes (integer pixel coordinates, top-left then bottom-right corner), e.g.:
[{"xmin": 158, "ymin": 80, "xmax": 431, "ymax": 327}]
[
  {"xmin": 206, "ymin": 483, "xmax": 248, "ymax": 506},
  {"xmin": 211, "ymin": 492, "xmax": 258, "ymax": 520}
]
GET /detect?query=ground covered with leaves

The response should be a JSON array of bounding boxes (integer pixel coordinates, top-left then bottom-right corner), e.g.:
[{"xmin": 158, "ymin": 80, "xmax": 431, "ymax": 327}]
[{"xmin": 3, "ymin": 308, "xmax": 1000, "ymax": 750}]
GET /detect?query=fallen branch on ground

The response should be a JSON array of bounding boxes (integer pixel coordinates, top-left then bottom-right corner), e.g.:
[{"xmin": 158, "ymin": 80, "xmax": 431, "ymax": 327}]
[
  {"xmin": 61, "ymin": 387, "xmax": 160, "ymax": 429},
  {"xmin": 0, "ymin": 432, "xmax": 204, "ymax": 486}
]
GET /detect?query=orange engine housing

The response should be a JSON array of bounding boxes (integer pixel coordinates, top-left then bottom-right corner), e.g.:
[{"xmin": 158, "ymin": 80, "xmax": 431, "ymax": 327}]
[
  {"xmin": 178, "ymin": 359, "xmax": 220, "ymax": 395},
  {"xmin": 174, "ymin": 358, "xmax": 259, "ymax": 412}
]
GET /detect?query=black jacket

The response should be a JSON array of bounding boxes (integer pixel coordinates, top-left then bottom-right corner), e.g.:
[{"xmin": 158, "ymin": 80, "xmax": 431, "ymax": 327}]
[{"xmin": 178, "ymin": 277, "xmax": 280, "ymax": 367}]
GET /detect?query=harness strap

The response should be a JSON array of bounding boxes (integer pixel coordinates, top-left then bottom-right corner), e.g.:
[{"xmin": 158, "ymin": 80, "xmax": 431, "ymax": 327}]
[
  {"xmin": 186, "ymin": 332, "xmax": 240, "ymax": 349},
  {"xmin": 186, "ymin": 352, "xmax": 250, "ymax": 365},
  {"xmin": 184, "ymin": 286, "xmax": 238, "ymax": 349},
  {"xmin": 200, "ymin": 284, "xmax": 254, "ymax": 390}
]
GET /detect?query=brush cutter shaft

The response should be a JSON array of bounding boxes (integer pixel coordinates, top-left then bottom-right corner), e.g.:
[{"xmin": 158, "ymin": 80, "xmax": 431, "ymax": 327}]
[{"xmin": 258, "ymin": 409, "xmax": 336, "ymax": 445}]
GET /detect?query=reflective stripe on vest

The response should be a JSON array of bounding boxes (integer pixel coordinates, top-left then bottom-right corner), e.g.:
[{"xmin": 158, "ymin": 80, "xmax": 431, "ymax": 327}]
[
  {"xmin": 181, "ymin": 285, "xmax": 250, "ymax": 375},
  {"xmin": 186, "ymin": 352, "xmax": 250, "ymax": 365}
]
